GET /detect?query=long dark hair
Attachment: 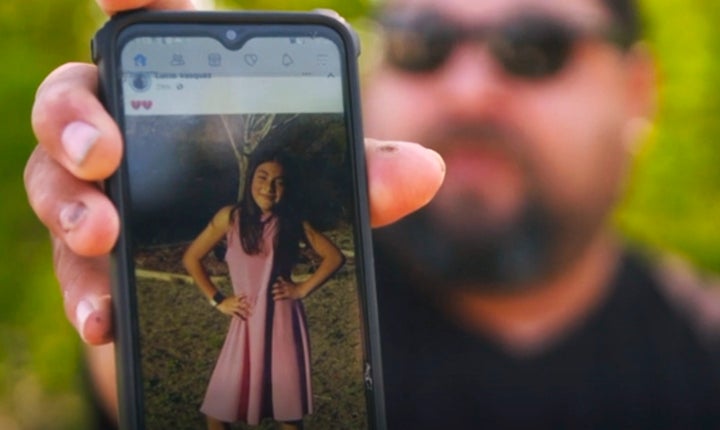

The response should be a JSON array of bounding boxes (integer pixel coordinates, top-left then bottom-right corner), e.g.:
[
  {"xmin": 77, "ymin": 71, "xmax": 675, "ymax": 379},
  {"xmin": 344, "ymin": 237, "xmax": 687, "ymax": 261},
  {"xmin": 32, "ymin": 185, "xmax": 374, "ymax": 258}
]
[{"xmin": 233, "ymin": 147, "xmax": 305, "ymax": 269}]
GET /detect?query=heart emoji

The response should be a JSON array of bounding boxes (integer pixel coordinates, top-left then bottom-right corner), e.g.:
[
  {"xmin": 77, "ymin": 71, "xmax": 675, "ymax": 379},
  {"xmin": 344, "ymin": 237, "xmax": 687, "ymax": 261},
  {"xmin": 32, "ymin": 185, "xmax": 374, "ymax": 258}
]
[
  {"xmin": 131, "ymin": 100, "xmax": 142, "ymax": 110},
  {"xmin": 141, "ymin": 100, "xmax": 153, "ymax": 110}
]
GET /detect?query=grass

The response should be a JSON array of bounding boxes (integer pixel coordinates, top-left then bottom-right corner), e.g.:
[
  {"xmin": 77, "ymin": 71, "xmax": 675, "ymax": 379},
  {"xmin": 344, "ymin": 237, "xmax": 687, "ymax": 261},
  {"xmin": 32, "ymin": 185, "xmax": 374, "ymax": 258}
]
[{"xmin": 133, "ymin": 226, "xmax": 368, "ymax": 429}]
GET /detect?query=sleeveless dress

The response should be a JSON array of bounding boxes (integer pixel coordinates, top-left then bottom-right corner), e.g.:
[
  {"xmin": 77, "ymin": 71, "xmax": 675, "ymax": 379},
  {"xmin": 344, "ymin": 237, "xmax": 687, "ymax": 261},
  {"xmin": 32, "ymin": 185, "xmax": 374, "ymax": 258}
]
[{"xmin": 200, "ymin": 215, "xmax": 312, "ymax": 424}]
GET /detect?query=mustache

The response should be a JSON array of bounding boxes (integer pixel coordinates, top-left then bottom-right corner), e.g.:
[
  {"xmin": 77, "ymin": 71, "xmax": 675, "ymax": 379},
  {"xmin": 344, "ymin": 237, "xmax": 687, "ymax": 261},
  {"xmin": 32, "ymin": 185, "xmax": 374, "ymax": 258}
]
[
  {"xmin": 426, "ymin": 119, "xmax": 519, "ymax": 139},
  {"xmin": 421, "ymin": 120, "xmax": 536, "ymax": 180}
]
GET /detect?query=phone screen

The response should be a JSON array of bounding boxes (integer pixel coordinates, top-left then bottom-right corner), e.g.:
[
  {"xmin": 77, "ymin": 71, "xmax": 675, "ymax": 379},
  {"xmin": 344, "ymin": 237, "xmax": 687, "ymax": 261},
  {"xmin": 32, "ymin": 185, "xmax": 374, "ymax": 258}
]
[{"xmin": 113, "ymin": 21, "xmax": 378, "ymax": 429}]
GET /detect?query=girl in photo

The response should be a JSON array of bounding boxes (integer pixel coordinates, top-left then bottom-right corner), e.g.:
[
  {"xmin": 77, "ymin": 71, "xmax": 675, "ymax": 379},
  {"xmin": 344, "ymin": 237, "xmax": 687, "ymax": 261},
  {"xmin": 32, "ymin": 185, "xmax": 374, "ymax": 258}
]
[{"xmin": 183, "ymin": 147, "xmax": 345, "ymax": 430}]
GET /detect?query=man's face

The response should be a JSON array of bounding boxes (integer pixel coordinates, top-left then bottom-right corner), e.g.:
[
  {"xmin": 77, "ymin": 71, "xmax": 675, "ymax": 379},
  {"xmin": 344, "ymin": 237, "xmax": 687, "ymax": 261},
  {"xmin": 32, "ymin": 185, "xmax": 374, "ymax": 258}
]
[{"xmin": 365, "ymin": 0, "xmax": 650, "ymax": 288}]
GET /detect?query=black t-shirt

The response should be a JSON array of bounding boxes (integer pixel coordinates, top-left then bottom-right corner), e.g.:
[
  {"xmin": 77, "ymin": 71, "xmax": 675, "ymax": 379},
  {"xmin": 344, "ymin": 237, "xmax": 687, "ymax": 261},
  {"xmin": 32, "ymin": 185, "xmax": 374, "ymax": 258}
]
[{"xmin": 375, "ymin": 248, "xmax": 720, "ymax": 429}]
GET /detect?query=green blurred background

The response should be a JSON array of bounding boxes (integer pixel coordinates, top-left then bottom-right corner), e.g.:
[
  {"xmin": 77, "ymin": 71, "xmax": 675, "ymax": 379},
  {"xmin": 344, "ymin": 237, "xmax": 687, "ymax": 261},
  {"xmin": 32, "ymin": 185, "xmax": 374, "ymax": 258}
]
[{"xmin": 0, "ymin": 0, "xmax": 718, "ymax": 428}]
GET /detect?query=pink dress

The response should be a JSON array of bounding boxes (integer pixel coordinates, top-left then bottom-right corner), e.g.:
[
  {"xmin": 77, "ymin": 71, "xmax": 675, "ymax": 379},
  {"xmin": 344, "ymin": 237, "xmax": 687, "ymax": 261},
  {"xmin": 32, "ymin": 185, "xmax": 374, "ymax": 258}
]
[{"xmin": 200, "ymin": 215, "xmax": 312, "ymax": 424}]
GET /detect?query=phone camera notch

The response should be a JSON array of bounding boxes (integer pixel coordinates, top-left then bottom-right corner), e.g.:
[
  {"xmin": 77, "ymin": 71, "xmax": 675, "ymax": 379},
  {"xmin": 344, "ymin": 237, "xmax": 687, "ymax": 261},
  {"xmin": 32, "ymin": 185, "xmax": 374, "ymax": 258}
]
[{"xmin": 225, "ymin": 29, "xmax": 238, "ymax": 41}]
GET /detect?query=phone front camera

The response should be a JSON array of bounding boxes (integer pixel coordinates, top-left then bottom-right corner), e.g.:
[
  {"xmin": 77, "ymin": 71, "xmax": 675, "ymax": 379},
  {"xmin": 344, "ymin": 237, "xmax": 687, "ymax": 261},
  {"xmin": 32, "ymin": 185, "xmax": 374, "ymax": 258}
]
[{"xmin": 225, "ymin": 29, "xmax": 238, "ymax": 41}]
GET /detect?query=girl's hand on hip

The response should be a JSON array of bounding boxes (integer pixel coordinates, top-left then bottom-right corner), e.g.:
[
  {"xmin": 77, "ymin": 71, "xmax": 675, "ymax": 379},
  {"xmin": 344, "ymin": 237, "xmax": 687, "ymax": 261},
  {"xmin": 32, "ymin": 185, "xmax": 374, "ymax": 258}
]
[
  {"xmin": 216, "ymin": 294, "xmax": 251, "ymax": 320},
  {"xmin": 272, "ymin": 277, "xmax": 306, "ymax": 301}
]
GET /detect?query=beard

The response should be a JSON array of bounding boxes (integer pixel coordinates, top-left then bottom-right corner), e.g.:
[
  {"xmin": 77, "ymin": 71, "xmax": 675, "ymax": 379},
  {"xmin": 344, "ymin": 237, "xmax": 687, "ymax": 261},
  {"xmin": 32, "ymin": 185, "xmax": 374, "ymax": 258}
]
[
  {"xmin": 375, "ymin": 194, "xmax": 564, "ymax": 291},
  {"xmin": 374, "ymin": 120, "xmax": 591, "ymax": 293}
]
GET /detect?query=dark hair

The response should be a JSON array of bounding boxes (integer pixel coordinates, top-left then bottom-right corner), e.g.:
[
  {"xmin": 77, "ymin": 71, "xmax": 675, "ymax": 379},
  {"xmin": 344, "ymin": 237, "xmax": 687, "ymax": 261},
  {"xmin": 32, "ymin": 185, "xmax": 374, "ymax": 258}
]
[
  {"xmin": 233, "ymin": 147, "xmax": 304, "ymax": 269},
  {"xmin": 599, "ymin": 0, "xmax": 642, "ymax": 48}
]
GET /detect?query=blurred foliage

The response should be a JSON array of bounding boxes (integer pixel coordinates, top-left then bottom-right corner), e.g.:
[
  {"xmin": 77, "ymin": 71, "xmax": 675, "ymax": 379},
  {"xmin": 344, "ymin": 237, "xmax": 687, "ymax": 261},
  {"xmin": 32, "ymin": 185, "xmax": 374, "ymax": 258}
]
[
  {"xmin": 215, "ymin": 0, "xmax": 373, "ymax": 20},
  {"xmin": 615, "ymin": 0, "xmax": 720, "ymax": 271},
  {"xmin": 0, "ymin": 0, "xmax": 718, "ymax": 428},
  {"xmin": 0, "ymin": 1, "xmax": 101, "ymax": 429}
]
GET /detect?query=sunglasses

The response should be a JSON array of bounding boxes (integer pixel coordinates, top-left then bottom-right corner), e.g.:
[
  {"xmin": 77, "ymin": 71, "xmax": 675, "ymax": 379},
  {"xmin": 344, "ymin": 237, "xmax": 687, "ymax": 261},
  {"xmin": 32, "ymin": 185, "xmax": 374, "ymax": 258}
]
[{"xmin": 379, "ymin": 10, "xmax": 630, "ymax": 79}]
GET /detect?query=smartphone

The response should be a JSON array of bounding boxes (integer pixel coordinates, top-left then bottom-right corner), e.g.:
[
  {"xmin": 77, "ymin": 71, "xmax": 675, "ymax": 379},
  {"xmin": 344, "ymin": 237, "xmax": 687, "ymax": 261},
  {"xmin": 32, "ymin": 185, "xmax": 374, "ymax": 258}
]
[{"xmin": 92, "ymin": 10, "xmax": 384, "ymax": 429}]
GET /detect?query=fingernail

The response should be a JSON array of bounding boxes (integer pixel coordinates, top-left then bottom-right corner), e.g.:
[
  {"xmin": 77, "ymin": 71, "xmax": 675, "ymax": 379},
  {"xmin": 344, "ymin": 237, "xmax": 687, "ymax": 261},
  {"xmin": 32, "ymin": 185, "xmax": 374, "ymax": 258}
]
[
  {"xmin": 62, "ymin": 121, "xmax": 100, "ymax": 166},
  {"xmin": 76, "ymin": 299, "xmax": 96, "ymax": 342},
  {"xmin": 426, "ymin": 147, "xmax": 446, "ymax": 174},
  {"xmin": 59, "ymin": 202, "xmax": 87, "ymax": 232}
]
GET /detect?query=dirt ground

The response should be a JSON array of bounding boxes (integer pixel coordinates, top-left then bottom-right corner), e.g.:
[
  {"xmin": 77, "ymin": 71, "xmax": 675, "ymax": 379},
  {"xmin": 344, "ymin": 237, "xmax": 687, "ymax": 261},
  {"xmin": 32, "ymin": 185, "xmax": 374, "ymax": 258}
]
[{"xmin": 133, "ymin": 227, "xmax": 369, "ymax": 429}]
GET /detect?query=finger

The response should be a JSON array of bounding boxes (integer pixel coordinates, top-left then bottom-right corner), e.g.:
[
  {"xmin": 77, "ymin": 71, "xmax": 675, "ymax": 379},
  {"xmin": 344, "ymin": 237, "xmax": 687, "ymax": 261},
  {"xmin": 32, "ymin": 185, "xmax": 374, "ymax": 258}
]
[
  {"xmin": 271, "ymin": 281, "xmax": 285, "ymax": 292},
  {"xmin": 96, "ymin": 0, "xmax": 196, "ymax": 15},
  {"xmin": 32, "ymin": 63, "xmax": 122, "ymax": 182},
  {"xmin": 54, "ymin": 237, "xmax": 114, "ymax": 345},
  {"xmin": 85, "ymin": 343, "xmax": 119, "ymax": 422},
  {"xmin": 236, "ymin": 300, "xmax": 250, "ymax": 313},
  {"xmin": 365, "ymin": 138, "xmax": 445, "ymax": 227},
  {"xmin": 231, "ymin": 297, "xmax": 249, "ymax": 310},
  {"xmin": 234, "ymin": 308, "xmax": 249, "ymax": 319},
  {"xmin": 25, "ymin": 147, "xmax": 120, "ymax": 256}
]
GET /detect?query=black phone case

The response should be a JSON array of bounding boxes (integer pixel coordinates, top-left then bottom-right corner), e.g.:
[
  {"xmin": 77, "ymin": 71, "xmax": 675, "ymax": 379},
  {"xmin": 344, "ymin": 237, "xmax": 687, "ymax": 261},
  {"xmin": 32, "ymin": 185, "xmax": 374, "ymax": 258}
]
[{"xmin": 92, "ymin": 10, "xmax": 385, "ymax": 429}]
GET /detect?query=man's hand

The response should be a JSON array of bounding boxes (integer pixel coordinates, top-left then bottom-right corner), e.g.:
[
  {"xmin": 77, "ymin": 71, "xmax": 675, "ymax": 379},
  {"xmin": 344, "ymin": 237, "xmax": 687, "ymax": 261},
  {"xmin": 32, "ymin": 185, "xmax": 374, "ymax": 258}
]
[{"xmin": 24, "ymin": 0, "xmax": 445, "ymax": 345}]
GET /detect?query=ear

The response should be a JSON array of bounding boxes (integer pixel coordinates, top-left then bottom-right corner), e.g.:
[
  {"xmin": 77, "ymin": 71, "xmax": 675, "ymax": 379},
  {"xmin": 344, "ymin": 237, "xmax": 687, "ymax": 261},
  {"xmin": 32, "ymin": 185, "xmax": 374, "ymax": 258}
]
[
  {"xmin": 619, "ymin": 43, "xmax": 657, "ymax": 153},
  {"xmin": 623, "ymin": 42, "xmax": 658, "ymax": 121}
]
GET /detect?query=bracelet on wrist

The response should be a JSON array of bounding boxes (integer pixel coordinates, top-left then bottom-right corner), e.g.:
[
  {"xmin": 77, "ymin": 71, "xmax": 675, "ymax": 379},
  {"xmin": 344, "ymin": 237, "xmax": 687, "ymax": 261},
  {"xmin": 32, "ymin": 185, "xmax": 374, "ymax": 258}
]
[{"xmin": 209, "ymin": 291, "xmax": 226, "ymax": 307}]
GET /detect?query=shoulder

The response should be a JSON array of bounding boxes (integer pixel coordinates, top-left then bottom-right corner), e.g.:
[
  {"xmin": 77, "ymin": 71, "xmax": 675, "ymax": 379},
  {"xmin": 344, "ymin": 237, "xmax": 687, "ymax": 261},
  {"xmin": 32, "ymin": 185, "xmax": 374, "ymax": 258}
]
[
  {"xmin": 210, "ymin": 205, "xmax": 236, "ymax": 230},
  {"xmin": 648, "ymin": 254, "xmax": 720, "ymax": 344},
  {"xmin": 299, "ymin": 221, "xmax": 330, "ymax": 242},
  {"xmin": 301, "ymin": 220, "xmax": 316, "ymax": 234}
]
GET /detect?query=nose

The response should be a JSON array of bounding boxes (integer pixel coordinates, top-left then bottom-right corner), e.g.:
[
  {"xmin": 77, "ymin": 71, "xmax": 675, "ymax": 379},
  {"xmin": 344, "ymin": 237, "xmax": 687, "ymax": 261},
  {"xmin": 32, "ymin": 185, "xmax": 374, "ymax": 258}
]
[{"xmin": 432, "ymin": 43, "xmax": 508, "ymax": 115}]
